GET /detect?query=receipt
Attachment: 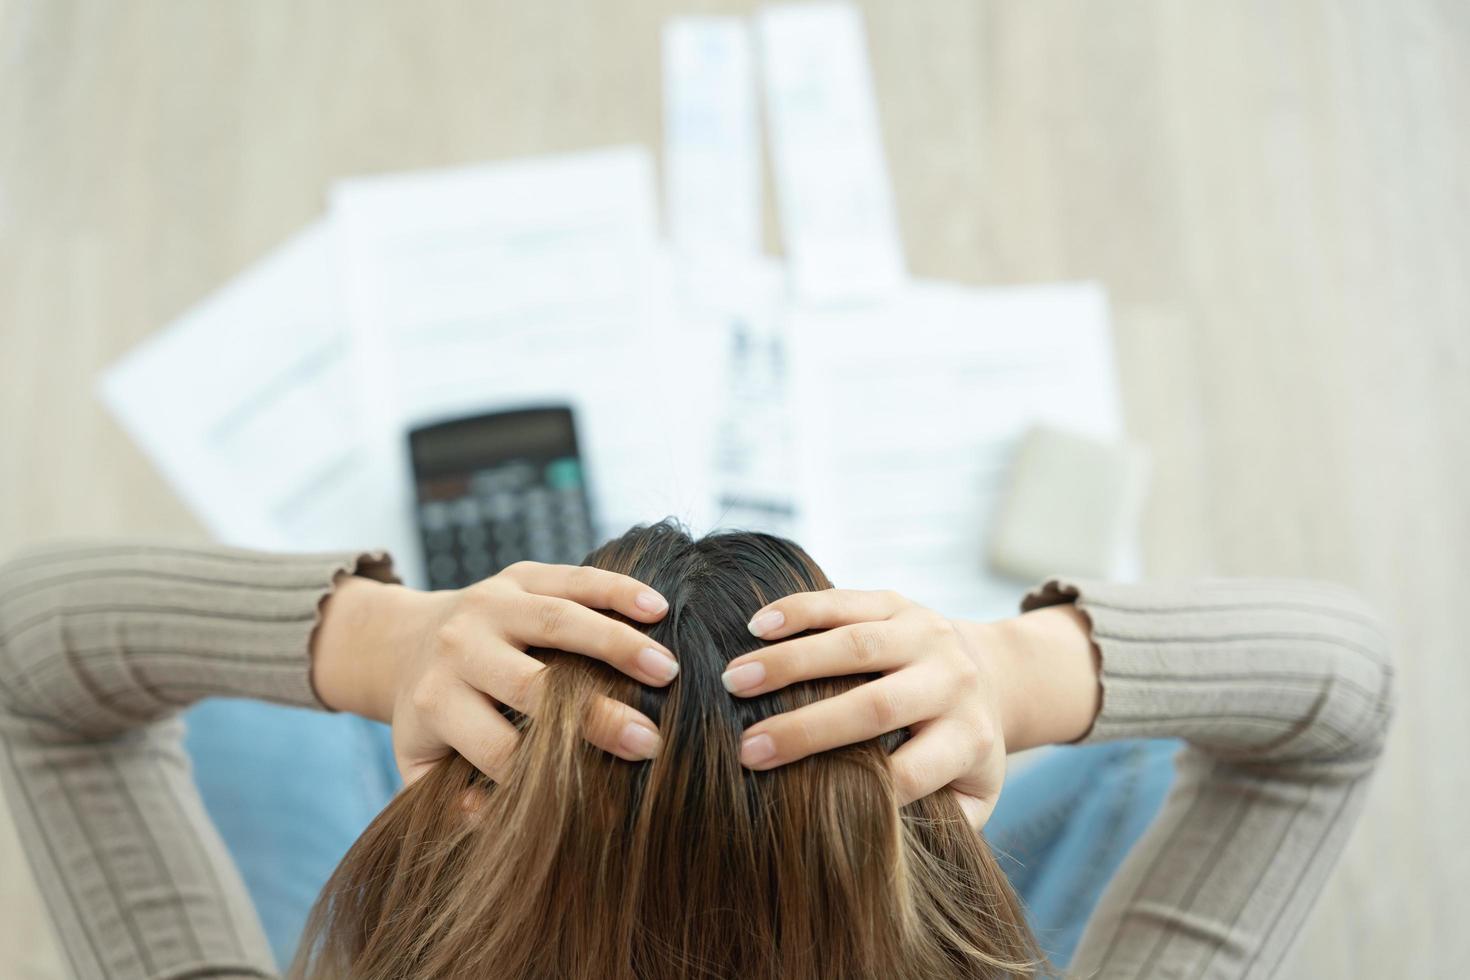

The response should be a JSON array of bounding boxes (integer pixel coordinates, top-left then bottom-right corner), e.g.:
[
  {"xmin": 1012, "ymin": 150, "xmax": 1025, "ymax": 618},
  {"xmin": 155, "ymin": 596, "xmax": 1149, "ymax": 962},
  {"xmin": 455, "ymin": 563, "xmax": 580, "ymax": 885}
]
[
  {"xmin": 663, "ymin": 17, "xmax": 762, "ymax": 311},
  {"xmin": 757, "ymin": 2, "xmax": 906, "ymax": 306}
]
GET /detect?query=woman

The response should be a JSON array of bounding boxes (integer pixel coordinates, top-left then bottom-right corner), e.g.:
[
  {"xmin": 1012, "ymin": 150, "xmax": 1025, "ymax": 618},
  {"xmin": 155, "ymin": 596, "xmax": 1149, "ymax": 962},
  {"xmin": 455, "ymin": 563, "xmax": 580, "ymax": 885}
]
[{"xmin": 0, "ymin": 523, "xmax": 1393, "ymax": 978}]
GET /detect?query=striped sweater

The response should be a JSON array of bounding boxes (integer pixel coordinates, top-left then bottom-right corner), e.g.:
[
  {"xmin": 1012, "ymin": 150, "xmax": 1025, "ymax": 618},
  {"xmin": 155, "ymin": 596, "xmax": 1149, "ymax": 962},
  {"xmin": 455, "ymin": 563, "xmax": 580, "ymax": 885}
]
[{"xmin": 0, "ymin": 543, "xmax": 1394, "ymax": 978}]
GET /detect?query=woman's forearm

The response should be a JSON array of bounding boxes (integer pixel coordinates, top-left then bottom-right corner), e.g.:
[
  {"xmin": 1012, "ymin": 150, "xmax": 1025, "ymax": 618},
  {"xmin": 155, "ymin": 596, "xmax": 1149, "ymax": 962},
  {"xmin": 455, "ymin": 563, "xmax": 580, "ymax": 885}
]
[
  {"xmin": 0, "ymin": 541, "xmax": 395, "ymax": 979},
  {"xmin": 956, "ymin": 604, "xmax": 1102, "ymax": 753},
  {"xmin": 0, "ymin": 542, "xmax": 398, "ymax": 738},
  {"xmin": 1016, "ymin": 577, "xmax": 1396, "ymax": 979}
]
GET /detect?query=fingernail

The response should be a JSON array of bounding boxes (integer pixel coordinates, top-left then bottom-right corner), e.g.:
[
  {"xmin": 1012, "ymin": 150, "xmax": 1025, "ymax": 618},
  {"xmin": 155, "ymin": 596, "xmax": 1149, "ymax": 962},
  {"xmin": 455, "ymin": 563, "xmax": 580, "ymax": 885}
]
[
  {"xmin": 721, "ymin": 661, "xmax": 766, "ymax": 694},
  {"xmin": 740, "ymin": 733, "xmax": 776, "ymax": 768},
  {"xmin": 620, "ymin": 722, "xmax": 660, "ymax": 759},
  {"xmin": 747, "ymin": 610, "xmax": 784, "ymax": 637},
  {"xmin": 637, "ymin": 646, "xmax": 680, "ymax": 683},
  {"xmin": 635, "ymin": 591, "xmax": 668, "ymax": 614}
]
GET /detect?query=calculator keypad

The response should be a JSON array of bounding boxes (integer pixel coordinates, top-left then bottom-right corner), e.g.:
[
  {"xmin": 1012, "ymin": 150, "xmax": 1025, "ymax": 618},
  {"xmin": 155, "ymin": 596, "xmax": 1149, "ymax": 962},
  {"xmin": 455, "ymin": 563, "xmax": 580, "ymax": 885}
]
[{"xmin": 417, "ymin": 456, "xmax": 594, "ymax": 590}]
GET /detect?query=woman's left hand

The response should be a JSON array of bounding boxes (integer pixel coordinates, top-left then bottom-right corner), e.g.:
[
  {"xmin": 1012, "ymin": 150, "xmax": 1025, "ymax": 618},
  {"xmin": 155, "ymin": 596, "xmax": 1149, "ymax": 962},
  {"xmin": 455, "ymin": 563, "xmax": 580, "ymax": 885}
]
[{"xmin": 720, "ymin": 589, "xmax": 1009, "ymax": 830}]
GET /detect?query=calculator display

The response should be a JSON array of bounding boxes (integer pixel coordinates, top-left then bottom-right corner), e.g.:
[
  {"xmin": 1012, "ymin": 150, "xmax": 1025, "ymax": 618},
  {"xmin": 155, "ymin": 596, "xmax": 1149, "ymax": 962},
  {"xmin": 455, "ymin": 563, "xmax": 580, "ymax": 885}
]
[{"xmin": 408, "ymin": 407, "xmax": 596, "ymax": 590}]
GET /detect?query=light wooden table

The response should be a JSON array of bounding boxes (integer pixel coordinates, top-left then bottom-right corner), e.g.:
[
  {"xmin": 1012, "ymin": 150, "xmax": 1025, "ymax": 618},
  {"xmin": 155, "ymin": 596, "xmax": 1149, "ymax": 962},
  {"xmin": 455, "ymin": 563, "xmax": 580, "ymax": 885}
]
[{"xmin": 1, "ymin": 1, "xmax": 1465, "ymax": 976}]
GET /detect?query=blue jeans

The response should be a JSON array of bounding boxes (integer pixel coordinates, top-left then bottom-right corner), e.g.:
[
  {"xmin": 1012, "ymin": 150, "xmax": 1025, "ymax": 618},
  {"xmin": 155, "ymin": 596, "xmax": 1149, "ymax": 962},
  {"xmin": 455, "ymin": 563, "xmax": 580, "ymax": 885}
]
[
  {"xmin": 986, "ymin": 739, "xmax": 1180, "ymax": 968},
  {"xmin": 184, "ymin": 701, "xmax": 1175, "ymax": 970},
  {"xmin": 183, "ymin": 700, "xmax": 401, "ymax": 967}
]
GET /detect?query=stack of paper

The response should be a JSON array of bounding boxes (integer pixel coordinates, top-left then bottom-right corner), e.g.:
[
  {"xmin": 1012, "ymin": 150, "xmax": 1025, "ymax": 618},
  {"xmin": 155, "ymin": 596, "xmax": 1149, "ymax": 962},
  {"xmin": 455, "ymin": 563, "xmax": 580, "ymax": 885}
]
[{"xmin": 101, "ymin": 2, "xmax": 1135, "ymax": 615}]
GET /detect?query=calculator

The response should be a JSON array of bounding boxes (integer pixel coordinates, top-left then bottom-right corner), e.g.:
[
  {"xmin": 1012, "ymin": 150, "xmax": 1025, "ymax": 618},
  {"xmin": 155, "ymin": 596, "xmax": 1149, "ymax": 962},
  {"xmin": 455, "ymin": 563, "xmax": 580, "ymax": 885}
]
[{"xmin": 408, "ymin": 406, "xmax": 598, "ymax": 590}]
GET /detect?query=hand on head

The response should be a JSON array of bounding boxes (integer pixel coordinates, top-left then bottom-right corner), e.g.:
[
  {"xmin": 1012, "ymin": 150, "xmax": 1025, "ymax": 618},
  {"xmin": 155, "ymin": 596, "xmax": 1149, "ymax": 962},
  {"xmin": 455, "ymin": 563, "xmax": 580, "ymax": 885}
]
[
  {"xmin": 385, "ymin": 561, "xmax": 676, "ymax": 787},
  {"xmin": 724, "ymin": 589, "xmax": 1007, "ymax": 830}
]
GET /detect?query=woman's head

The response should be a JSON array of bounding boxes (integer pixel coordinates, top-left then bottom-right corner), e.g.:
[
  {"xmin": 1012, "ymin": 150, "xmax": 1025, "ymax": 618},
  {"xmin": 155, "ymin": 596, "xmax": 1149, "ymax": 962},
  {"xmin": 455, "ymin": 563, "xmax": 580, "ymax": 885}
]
[{"xmin": 294, "ymin": 522, "xmax": 1040, "ymax": 979}]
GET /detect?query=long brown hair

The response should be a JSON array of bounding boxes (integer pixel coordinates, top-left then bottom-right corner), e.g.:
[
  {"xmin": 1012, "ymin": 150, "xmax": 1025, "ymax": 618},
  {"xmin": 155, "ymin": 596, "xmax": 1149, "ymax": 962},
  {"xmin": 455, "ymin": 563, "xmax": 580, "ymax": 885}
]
[{"xmin": 293, "ymin": 522, "xmax": 1042, "ymax": 979}]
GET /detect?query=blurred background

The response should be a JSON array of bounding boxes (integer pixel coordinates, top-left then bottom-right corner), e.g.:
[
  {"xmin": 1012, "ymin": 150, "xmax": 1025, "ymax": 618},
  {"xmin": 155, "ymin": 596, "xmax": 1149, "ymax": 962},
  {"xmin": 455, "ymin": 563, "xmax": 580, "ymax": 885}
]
[{"xmin": 1, "ymin": 1, "xmax": 1466, "ymax": 976}]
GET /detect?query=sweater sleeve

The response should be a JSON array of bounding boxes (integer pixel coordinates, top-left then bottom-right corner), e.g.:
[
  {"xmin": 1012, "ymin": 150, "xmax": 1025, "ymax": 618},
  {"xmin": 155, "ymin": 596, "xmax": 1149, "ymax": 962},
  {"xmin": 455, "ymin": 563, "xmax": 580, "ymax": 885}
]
[
  {"xmin": 0, "ymin": 541, "xmax": 398, "ymax": 980},
  {"xmin": 1020, "ymin": 577, "xmax": 1395, "ymax": 979}
]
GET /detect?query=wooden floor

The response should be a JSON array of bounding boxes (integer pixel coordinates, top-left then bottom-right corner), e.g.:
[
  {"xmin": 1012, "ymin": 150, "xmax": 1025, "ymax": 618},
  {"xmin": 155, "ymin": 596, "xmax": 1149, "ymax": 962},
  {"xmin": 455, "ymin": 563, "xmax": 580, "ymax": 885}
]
[{"xmin": 1, "ymin": 1, "xmax": 1466, "ymax": 975}]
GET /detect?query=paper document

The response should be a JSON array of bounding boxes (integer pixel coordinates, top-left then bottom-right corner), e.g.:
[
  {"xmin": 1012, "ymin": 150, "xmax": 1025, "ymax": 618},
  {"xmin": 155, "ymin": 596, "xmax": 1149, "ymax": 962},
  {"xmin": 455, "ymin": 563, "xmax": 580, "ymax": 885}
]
[
  {"xmin": 332, "ymin": 147, "xmax": 720, "ymax": 578},
  {"xmin": 758, "ymin": 2, "xmax": 905, "ymax": 305},
  {"xmin": 663, "ymin": 19, "xmax": 789, "ymax": 532},
  {"xmin": 787, "ymin": 282, "xmax": 1127, "ymax": 624},
  {"xmin": 99, "ymin": 222, "xmax": 381, "ymax": 552},
  {"xmin": 707, "ymin": 260, "xmax": 801, "ymax": 538},
  {"xmin": 99, "ymin": 22, "xmax": 1137, "ymax": 620}
]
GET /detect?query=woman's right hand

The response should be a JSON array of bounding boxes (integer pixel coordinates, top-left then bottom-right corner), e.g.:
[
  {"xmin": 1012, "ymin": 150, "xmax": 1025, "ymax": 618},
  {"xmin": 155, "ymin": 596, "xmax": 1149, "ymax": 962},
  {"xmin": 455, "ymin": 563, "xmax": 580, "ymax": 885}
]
[
  {"xmin": 313, "ymin": 561, "xmax": 680, "ymax": 787},
  {"xmin": 719, "ymin": 589, "xmax": 1012, "ymax": 830}
]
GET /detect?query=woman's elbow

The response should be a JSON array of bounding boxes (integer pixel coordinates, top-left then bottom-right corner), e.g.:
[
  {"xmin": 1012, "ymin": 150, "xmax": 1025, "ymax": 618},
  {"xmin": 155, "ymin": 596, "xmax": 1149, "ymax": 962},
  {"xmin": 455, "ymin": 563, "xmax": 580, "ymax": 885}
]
[{"xmin": 1309, "ymin": 586, "xmax": 1396, "ymax": 766}]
